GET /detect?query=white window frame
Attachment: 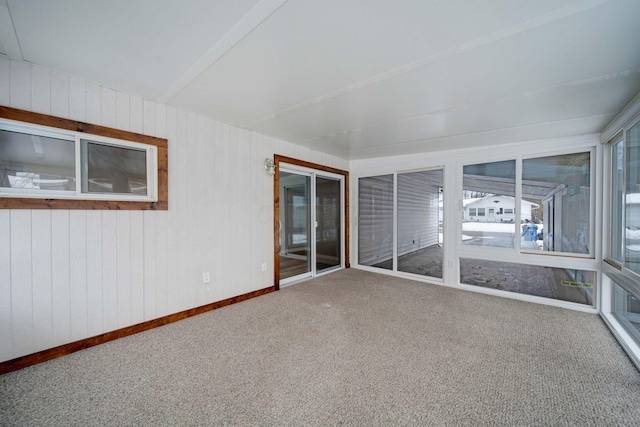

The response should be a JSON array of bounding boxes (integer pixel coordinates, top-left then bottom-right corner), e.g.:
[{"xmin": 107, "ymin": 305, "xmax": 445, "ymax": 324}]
[
  {"xmin": 600, "ymin": 94, "xmax": 640, "ymax": 371},
  {"xmin": 603, "ymin": 131, "xmax": 625, "ymax": 268},
  {"xmin": 520, "ymin": 147, "xmax": 596, "ymax": 259},
  {"xmin": 603, "ymin": 114, "xmax": 640, "ymax": 280},
  {"xmin": 1, "ymin": 118, "xmax": 158, "ymax": 202}
]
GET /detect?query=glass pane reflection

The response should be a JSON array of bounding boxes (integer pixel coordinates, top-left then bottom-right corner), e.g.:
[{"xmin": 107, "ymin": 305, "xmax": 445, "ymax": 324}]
[
  {"xmin": 612, "ymin": 281, "xmax": 640, "ymax": 344},
  {"xmin": 522, "ymin": 152, "xmax": 590, "ymax": 254},
  {"xmin": 462, "ymin": 160, "xmax": 516, "ymax": 249},
  {"xmin": 625, "ymin": 122, "xmax": 640, "ymax": 274},
  {"xmin": 280, "ymin": 172, "xmax": 311, "ymax": 280},
  {"xmin": 359, "ymin": 175, "xmax": 394, "ymax": 269},
  {"xmin": 0, "ymin": 129, "xmax": 75, "ymax": 191},
  {"xmin": 82, "ymin": 141, "xmax": 147, "ymax": 195},
  {"xmin": 397, "ymin": 169, "xmax": 443, "ymax": 278},
  {"xmin": 316, "ymin": 176, "xmax": 341, "ymax": 272}
]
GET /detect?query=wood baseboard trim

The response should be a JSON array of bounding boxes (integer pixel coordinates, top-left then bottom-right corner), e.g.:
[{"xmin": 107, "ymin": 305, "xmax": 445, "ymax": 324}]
[{"xmin": 0, "ymin": 286, "xmax": 276, "ymax": 375}]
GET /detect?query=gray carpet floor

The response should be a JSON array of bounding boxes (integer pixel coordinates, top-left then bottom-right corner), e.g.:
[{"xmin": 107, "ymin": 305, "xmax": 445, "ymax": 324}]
[{"xmin": 2, "ymin": 269, "xmax": 639, "ymax": 426}]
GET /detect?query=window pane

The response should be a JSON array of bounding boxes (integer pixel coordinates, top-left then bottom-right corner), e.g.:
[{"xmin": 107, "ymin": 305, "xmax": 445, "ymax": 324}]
[
  {"xmin": 626, "ymin": 122, "xmax": 640, "ymax": 274},
  {"xmin": 279, "ymin": 172, "xmax": 311, "ymax": 280},
  {"xmin": 82, "ymin": 140, "xmax": 147, "ymax": 195},
  {"xmin": 316, "ymin": 176, "xmax": 341, "ymax": 273},
  {"xmin": 611, "ymin": 140, "xmax": 624, "ymax": 262},
  {"xmin": 612, "ymin": 281, "xmax": 640, "ymax": 345},
  {"xmin": 522, "ymin": 152, "xmax": 590, "ymax": 254},
  {"xmin": 397, "ymin": 169, "xmax": 443, "ymax": 278},
  {"xmin": 463, "ymin": 160, "xmax": 516, "ymax": 248},
  {"xmin": 460, "ymin": 258, "xmax": 595, "ymax": 306},
  {"xmin": 0, "ymin": 128, "xmax": 75, "ymax": 192},
  {"xmin": 359, "ymin": 175, "xmax": 393, "ymax": 269}
]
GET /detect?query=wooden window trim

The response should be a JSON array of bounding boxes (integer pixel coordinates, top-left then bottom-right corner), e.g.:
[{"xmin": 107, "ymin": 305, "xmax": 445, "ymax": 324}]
[
  {"xmin": 273, "ymin": 155, "xmax": 350, "ymax": 290},
  {"xmin": 0, "ymin": 106, "xmax": 168, "ymax": 210}
]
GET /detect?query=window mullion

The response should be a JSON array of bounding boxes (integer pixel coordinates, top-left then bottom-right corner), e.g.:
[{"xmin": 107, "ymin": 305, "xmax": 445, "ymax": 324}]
[
  {"xmin": 515, "ymin": 156, "xmax": 522, "ymax": 252},
  {"xmin": 75, "ymin": 136, "xmax": 82, "ymax": 196}
]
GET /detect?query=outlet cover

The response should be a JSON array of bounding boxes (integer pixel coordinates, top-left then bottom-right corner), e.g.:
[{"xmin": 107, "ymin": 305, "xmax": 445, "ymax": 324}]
[{"xmin": 202, "ymin": 272, "xmax": 211, "ymax": 284}]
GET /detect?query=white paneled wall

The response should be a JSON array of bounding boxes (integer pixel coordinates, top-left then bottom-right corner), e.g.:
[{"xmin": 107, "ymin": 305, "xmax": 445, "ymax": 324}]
[{"xmin": 0, "ymin": 57, "xmax": 348, "ymax": 363}]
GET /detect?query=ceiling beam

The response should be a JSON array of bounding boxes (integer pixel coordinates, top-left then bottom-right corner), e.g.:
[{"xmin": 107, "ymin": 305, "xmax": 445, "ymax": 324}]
[{"xmin": 159, "ymin": 0, "xmax": 289, "ymax": 104}]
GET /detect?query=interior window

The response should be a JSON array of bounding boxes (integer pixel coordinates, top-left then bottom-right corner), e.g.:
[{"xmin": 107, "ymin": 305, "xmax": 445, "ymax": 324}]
[
  {"xmin": 81, "ymin": 140, "xmax": 148, "ymax": 195},
  {"xmin": 0, "ymin": 120, "xmax": 157, "ymax": 202},
  {"xmin": 0, "ymin": 128, "xmax": 75, "ymax": 194}
]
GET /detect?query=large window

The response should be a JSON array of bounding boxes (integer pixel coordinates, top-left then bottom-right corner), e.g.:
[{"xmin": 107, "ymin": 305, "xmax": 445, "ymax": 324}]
[
  {"xmin": 462, "ymin": 153, "xmax": 592, "ymax": 255},
  {"xmin": 460, "ymin": 152, "xmax": 594, "ymax": 304},
  {"xmin": 1, "ymin": 121, "xmax": 157, "ymax": 201},
  {"xmin": 0, "ymin": 107, "xmax": 167, "ymax": 210},
  {"xmin": 354, "ymin": 140, "xmax": 597, "ymax": 309},
  {"xmin": 603, "ymin": 113, "xmax": 640, "ymax": 369}
]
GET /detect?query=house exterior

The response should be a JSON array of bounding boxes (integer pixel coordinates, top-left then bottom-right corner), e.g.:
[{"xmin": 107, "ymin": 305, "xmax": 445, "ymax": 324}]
[{"xmin": 463, "ymin": 195, "xmax": 538, "ymax": 223}]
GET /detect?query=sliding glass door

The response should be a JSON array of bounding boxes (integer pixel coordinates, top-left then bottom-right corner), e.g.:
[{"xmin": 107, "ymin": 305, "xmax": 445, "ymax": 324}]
[
  {"xmin": 280, "ymin": 171, "xmax": 312, "ymax": 281},
  {"xmin": 357, "ymin": 169, "xmax": 444, "ymax": 279},
  {"xmin": 279, "ymin": 168, "xmax": 344, "ymax": 285},
  {"xmin": 397, "ymin": 169, "xmax": 444, "ymax": 278}
]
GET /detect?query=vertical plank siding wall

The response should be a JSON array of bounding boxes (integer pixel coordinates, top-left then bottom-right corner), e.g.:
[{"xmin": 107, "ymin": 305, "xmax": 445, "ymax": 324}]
[
  {"xmin": 0, "ymin": 58, "xmax": 348, "ymax": 363},
  {"xmin": 397, "ymin": 175, "xmax": 439, "ymax": 257}
]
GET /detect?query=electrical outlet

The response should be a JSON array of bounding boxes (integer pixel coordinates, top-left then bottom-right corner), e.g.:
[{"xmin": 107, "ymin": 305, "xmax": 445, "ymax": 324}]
[
  {"xmin": 202, "ymin": 272, "xmax": 211, "ymax": 284},
  {"xmin": 261, "ymin": 262, "xmax": 267, "ymax": 272}
]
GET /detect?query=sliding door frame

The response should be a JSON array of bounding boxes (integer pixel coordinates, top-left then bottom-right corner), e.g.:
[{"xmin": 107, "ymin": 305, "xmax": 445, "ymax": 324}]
[{"xmin": 274, "ymin": 155, "xmax": 350, "ymax": 290}]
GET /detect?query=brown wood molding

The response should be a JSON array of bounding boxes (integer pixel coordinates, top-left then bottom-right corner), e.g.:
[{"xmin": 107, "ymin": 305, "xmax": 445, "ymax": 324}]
[
  {"xmin": 273, "ymin": 155, "xmax": 350, "ymax": 290},
  {"xmin": 0, "ymin": 285, "xmax": 276, "ymax": 375},
  {"xmin": 0, "ymin": 106, "xmax": 167, "ymax": 148},
  {"xmin": 275, "ymin": 155, "xmax": 348, "ymax": 178},
  {"xmin": 274, "ymin": 162, "xmax": 281, "ymax": 290},
  {"xmin": 0, "ymin": 106, "xmax": 168, "ymax": 210}
]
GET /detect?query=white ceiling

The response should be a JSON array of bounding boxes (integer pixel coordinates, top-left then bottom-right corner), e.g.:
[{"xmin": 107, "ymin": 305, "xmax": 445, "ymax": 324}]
[{"xmin": 2, "ymin": 0, "xmax": 640, "ymax": 160}]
